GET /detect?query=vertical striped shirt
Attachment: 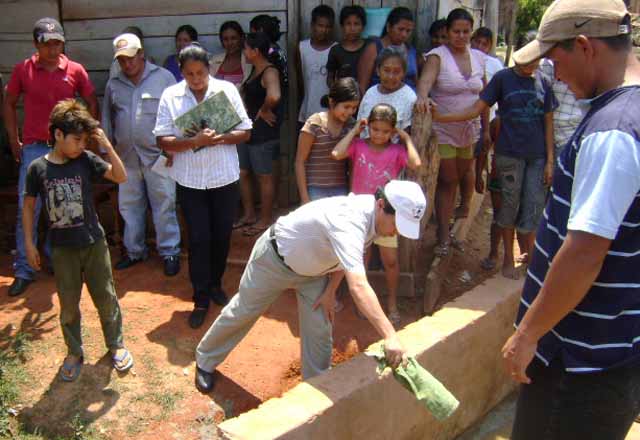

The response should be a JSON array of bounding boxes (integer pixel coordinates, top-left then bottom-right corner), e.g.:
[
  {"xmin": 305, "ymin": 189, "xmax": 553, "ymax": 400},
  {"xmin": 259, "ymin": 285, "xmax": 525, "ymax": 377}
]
[
  {"xmin": 301, "ymin": 112, "xmax": 354, "ymax": 188},
  {"xmin": 517, "ymin": 85, "xmax": 640, "ymax": 373},
  {"xmin": 153, "ymin": 77, "xmax": 252, "ymax": 190}
]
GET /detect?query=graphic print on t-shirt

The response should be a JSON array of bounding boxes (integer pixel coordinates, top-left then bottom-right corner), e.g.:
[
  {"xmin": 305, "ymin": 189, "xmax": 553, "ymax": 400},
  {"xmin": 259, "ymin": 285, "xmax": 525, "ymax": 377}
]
[
  {"xmin": 44, "ymin": 176, "xmax": 84, "ymax": 228},
  {"xmin": 502, "ymin": 89, "xmax": 545, "ymax": 122}
]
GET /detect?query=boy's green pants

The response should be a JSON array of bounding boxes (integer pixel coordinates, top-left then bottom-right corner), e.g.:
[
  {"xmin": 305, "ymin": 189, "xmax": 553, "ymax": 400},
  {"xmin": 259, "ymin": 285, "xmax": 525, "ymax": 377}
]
[{"xmin": 51, "ymin": 238, "xmax": 124, "ymax": 357}]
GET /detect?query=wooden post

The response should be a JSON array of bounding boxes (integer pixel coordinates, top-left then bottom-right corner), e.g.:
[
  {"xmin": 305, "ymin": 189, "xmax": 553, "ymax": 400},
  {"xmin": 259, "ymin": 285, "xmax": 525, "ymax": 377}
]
[{"xmin": 395, "ymin": 110, "xmax": 440, "ymax": 299}]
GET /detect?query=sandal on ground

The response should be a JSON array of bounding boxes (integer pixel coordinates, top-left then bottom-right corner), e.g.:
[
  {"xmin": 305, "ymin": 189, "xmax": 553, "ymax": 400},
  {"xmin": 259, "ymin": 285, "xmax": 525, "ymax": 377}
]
[
  {"xmin": 434, "ymin": 242, "xmax": 450, "ymax": 257},
  {"xmin": 112, "ymin": 348, "xmax": 134, "ymax": 372},
  {"xmin": 242, "ymin": 225, "xmax": 269, "ymax": 237},
  {"xmin": 388, "ymin": 310, "xmax": 401, "ymax": 327},
  {"xmin": 233, "ymin": 218, "xmax": 256, "ymax": 230},
  {"xmin": 449, "ymin": 234, "xmax": 465, "ymax": 253},
  {"xmin": 60, "ymin": 355, "xmax": 84, "ymax": 382},
  {"xmin": 480, "ymin": 257, "xmax": 497, "ymax": 271}
]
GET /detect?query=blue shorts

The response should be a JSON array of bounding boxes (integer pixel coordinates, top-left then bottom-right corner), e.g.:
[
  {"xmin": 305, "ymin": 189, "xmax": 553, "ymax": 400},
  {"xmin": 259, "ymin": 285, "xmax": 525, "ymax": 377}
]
[
  {"xmin": 307, "ymin": 185, "xmax": 348, "ymax": 201},
  {"xmin": 238, "ymin": 140, "xmax": 278, "ymax": 175},
  {"xmin": 495, "ymin": 154, "xmax": 547, "ymax": 233}
]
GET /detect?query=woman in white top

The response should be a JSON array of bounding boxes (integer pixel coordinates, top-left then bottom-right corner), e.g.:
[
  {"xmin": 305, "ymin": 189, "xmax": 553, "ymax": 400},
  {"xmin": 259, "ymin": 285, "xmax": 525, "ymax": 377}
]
[{"xmin": 154, "ymin": 44, "xmax": 253, "ymax": 329}]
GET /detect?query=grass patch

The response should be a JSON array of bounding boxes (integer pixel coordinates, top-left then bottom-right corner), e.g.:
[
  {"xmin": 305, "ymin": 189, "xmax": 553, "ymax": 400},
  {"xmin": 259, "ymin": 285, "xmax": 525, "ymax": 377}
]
[
  {"xmin": 150, "ymin": 390, "xmax": 184, "ymax": 415},
  {"xmin": 67, "ymin": 413, "xmax": 107, "ymax": 440},
  {"xmin": 0, "ymin": 332, "xmax": 32, "ymax": 437}
]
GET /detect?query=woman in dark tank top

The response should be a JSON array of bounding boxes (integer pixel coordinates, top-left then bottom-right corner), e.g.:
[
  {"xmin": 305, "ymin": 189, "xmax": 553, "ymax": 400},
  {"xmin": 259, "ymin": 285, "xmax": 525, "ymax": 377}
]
[{"xmin": 235, "ymin": 32, "xmax": 283, "ymax": 236}]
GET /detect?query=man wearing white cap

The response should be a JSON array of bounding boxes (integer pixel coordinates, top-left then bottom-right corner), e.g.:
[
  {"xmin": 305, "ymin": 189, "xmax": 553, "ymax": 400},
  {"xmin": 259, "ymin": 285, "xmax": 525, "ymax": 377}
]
[
  {"xmin": 102, "ymin": 33, "xmax": 181, "ymax": 276},
  {"xmin": 501, "ymin": 0, "xmax": 640, "ymax": 438},
  {"xmin": 194, "ymin": 180, "xmax": 426, "ymax": 392}
]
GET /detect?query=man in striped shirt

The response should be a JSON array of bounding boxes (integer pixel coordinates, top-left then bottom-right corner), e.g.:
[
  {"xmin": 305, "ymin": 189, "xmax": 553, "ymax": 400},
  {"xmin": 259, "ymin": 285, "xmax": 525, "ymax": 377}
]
[{"xmin": 503, "ymin": 0, "xmax": 640, "ymax": 438}]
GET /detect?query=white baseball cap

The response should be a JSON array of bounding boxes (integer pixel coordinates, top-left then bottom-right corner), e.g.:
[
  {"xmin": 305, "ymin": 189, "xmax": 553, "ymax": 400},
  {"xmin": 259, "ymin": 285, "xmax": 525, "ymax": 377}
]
[
  {"xmin": 384, "ymin": 180, "xmax": 427, "ymax": 240},
  {"xmin": 113, "ymin": 33, "xmax": 142, "ymax": 59}
]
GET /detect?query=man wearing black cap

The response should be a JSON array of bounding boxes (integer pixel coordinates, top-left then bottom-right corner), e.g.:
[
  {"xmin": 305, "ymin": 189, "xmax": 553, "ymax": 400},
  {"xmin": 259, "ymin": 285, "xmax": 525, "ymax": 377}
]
[
  {"xmin": 502, "ymin": 0, "xmax": 640, "ymax": 438},
  {"xmin": 5, "ymin": 17, "xmax": 98, "ymax": 296}
]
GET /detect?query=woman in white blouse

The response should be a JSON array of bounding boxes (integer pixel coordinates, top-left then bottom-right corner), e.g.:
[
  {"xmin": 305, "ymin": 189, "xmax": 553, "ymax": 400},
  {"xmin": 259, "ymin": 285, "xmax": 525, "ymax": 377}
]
[{"xmin": 154, "ymin": 44, "xmax": 252, "ymax": 329}]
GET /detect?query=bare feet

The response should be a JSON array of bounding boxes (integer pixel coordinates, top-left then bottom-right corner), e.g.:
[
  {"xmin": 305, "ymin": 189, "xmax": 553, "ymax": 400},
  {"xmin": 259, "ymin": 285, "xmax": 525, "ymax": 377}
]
[{"xmin": 502, "ymin": 262, "xmax": 520, "ymax": 280}]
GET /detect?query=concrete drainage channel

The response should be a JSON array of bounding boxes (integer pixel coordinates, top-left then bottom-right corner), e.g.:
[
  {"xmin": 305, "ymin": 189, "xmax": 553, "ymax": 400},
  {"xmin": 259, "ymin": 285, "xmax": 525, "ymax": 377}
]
[{"xmin": 215, "ymin": 275, "xmax": 523, "ymax": 440}]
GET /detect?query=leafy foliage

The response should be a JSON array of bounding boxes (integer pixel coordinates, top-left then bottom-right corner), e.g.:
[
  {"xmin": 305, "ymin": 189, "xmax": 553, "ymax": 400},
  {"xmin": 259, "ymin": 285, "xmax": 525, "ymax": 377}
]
[{"xmin": 516, "ymin": 0, "xmax": 554, "ymax": 43}]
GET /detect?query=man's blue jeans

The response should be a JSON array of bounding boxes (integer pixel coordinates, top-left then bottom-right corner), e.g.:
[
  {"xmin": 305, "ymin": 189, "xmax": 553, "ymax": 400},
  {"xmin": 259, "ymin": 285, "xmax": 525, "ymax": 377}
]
[
  {"xmin": 14, "ymin": 142, "xmax": 51, "ymax": 280},
  {"xmin": 118, "ymin": 158, "xmax": 180, "ymax": 259}
]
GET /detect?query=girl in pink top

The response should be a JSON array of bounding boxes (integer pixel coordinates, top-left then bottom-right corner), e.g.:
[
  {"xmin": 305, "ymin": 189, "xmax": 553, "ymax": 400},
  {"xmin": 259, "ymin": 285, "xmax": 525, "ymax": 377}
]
[
  {"xmin": 415, "ymin": 8, "xmax": 489, "ymax": 257},
  {"xmin": 332, "ymin": 104, "xmax": 421, "ymax": 325}
]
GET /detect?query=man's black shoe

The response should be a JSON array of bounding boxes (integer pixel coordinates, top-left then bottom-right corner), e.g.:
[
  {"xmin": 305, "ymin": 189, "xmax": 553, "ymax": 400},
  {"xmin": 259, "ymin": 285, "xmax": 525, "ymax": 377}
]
[
  {"xmin": 164, "ymin": 256, "xmax": 180, "ymax": 276},
  {"xmin": 195, "ymin": 366, "xmax": 215, "ymax": 393},
  {"xmin": 211, "ymin": 287, "xmax": 229, "ymax": 306},
  {"xmin": 189, "ymin": 307, "xmax": 208, "ymax": 329},
  {"xmin": 8, "ymin": 278, "xmax": 32, "ymax": 297},
  {"xmin": 114, "ymin": 255, "xmax": 144, "ymax": 271}
]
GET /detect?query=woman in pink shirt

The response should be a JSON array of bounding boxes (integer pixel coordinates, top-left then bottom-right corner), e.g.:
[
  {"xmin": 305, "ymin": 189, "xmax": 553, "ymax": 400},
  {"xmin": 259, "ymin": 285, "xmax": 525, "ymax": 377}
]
[
  {"xmin": 332, "ymin": 104, "xmax": 421, "ymax": 325},
  {"xmin": 416, "ymin": 8, "xmax": 489, "ymax": 256}
]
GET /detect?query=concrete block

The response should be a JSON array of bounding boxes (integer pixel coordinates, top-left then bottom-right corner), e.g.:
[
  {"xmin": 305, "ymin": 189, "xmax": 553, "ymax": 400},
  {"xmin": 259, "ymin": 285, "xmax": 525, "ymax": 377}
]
[{"xmin": 218, "ymin": 275, "xmax": 522, "ymax": 440}]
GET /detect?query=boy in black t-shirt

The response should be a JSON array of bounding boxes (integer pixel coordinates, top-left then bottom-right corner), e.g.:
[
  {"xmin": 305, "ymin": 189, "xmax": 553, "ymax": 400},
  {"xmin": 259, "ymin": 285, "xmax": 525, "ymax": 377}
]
[
  {"xmin": 326, "ymin": 5, "xmax": 367, "ymax": 87},
  {"xmin": 23, "ymin": 99, "xmax": 133, "ymax": 382}
]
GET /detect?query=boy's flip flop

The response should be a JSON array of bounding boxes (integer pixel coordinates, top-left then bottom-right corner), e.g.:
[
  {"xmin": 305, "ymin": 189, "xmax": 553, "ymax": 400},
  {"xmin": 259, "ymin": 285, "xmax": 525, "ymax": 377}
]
[
  {"xmin": 112, "ymin": 349, "xmax": 134, "ymax": 372},
  {"xmin": 60, "ymin": 355, "xmax": 84, "ymax": 382}
]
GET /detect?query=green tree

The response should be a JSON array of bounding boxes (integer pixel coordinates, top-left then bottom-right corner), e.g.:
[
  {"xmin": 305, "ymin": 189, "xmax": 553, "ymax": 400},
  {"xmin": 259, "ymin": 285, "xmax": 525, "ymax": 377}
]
[{"xmin": 516, "ymin": 0, "xmax": 553, "ymax": 42}]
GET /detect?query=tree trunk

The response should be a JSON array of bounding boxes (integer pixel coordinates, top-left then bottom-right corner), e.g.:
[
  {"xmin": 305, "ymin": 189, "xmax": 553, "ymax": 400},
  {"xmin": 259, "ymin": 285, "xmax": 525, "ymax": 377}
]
[{"xmin": 504, "ymin": 0, "xmax": 520, "ymax": 65}]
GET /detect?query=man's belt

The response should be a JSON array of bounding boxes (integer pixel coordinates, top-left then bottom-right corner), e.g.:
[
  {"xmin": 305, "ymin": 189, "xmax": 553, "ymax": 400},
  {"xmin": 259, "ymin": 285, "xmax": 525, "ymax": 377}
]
[{"xmin": 269, "ymin": 225, "xmax": 292, "ymax": 271}]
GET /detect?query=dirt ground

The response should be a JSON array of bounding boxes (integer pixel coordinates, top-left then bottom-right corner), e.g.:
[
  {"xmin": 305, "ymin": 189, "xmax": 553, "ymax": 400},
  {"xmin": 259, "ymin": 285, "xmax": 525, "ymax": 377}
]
[{"xmin": 0, "ymin": 197, "xmax": 499, "ymax": 439}]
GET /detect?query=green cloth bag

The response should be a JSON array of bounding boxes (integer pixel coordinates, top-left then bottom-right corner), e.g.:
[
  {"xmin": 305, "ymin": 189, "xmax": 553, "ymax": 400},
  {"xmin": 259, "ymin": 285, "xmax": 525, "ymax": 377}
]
[{"xmin": 366, "ymin": 345, "xmax": 459, "ymax": 420}]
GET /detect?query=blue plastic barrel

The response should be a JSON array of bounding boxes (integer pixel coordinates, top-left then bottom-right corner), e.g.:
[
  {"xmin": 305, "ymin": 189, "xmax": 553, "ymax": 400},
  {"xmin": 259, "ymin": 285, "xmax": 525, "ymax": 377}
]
[{"xmin": 363, "ymin": 8, "xmax": 392, "ymax": 39}]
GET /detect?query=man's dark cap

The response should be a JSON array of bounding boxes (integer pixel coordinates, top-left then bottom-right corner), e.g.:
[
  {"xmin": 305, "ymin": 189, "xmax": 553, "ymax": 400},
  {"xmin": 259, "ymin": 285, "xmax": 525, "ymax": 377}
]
[{"xmin": 33, "ymin": 17, "xmax": 65, "ymax": 43}]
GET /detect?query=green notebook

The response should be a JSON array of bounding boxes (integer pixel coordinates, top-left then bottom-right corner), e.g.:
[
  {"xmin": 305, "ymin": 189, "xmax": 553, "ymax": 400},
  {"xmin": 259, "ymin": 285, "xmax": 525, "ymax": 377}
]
[{"xmin": 174, "ymin": 90, "xmax": 242, "ymax": 151}]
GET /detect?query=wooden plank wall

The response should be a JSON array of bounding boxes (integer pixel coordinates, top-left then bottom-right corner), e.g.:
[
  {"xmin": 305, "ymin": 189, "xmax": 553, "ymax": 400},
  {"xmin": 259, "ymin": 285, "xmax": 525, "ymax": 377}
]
[
  {"xmin": 0, "ymin": 0, "xmax": 60, "ymax": 85},
  {"xmin": 60, "ymin": 3, "xmax": 288, "ymax": 97}
]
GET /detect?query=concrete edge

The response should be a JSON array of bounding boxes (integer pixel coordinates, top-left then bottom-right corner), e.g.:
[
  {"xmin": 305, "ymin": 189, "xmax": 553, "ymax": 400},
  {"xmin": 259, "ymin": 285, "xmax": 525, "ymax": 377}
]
[{"xmin": 218, "ymin": 274, "xmax": 523, "ymax": 440}]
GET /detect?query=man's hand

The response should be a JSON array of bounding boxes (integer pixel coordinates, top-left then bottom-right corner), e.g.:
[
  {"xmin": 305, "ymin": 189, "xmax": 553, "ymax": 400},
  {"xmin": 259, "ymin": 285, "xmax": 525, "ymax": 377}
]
[
  {"xmin": 313, "ymin": 287, "xmax": 337, "ymax": 324},
  {"xmin": 10, "ymin": 138, "xmax": 22, "ymax": 163},
  {"xmin": 384, "ymin": 334, "xmax": 407, "ymax": 370},
  {"xmin": 544, "ymin": 161, "xmax": 554, "ymax": 187},
  {"xmin": 501, "ymin": 331, "xmax": 536, "ymax": 384},
  {"xmin": 25, "ymin": 243, "xmax": 41, "ymax": 271}
]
